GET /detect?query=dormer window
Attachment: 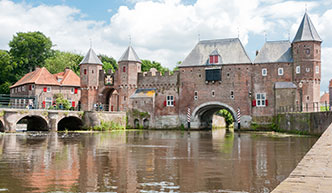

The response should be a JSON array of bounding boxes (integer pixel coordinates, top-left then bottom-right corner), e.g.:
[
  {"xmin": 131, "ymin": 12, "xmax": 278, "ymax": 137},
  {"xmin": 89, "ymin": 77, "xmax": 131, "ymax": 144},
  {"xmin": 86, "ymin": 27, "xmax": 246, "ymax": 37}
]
[{"xmin": 209, "ymin": 55, "xmax": 219, "ymax": 64}]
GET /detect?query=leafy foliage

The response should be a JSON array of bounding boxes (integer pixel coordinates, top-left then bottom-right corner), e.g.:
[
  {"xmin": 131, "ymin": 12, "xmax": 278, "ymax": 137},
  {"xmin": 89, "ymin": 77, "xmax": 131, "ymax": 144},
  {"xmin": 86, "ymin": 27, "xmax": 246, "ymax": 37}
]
[
  {"xmin": 53, "ymin": 93, "xmax": 71, "ymax": 110},
  {"xmin": 45, "ymin": 50, "xmax": 83, "ymax": 75},
  {"xmin": 216, "ymin": 109, "xmax": 234, "ymax": 128},
  {"xmin": 141, "ymin": 60, "xmax": 169, "ymax": 74},
  {"xmin": 99, "ymin": 54, "xmax": 118, "ymax": 73},
  {"xmin": 0, "ymin": 50, "xmax": 16, "ymax": 93},
  {"xmin": 9, "ymin": 31, "xmax": 53, "ymax": 75}
]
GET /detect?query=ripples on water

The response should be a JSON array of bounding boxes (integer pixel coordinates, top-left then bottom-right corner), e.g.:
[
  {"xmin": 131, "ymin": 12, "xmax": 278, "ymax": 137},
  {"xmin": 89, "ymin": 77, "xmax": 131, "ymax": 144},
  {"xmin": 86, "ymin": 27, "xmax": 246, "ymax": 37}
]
[{"xmin": 0, "ymin": 129, "xmax": 317, "ymax": 193}]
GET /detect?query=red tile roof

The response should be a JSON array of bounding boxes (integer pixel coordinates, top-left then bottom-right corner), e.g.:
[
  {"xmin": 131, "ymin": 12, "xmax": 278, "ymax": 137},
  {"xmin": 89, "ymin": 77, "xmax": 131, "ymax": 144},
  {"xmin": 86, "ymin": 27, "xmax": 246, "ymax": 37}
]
[
  {"xmin": 54, "ymin": 69, "xmax": 80, "ymax": 87},
  {"xmin": 11, "ymin": 67, "xmax": 60, "ymax": 88},
  {"xmin": 11, "ymin": 67, "xmax": 80, "ymax": 88},
  {"xmin": 320, "ymin": 92, "xmax": 329, "ymax": 103}
]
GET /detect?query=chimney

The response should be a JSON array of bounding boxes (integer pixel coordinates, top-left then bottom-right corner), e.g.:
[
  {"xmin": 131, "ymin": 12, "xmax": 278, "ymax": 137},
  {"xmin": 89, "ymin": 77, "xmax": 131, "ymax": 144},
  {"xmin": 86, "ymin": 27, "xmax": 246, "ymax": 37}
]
[{"xmin": 64, "ymin": 67, "xmax": 70, "ymax": 72}]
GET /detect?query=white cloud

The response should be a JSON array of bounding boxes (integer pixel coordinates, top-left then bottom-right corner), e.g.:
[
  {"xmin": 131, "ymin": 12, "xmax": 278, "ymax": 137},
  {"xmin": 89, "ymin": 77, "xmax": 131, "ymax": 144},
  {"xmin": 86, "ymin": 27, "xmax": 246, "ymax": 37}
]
[{"xmin": 0, "ymin": 0, "xmax": 332, "ymax": 92}]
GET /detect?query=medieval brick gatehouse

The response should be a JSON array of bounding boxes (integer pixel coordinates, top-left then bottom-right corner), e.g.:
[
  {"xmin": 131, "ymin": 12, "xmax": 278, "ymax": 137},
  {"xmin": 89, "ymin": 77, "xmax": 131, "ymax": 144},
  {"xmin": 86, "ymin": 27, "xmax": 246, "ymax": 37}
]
[{"xmin": 80, "ymin": 12, "xmax": 321, "ymax": 129}]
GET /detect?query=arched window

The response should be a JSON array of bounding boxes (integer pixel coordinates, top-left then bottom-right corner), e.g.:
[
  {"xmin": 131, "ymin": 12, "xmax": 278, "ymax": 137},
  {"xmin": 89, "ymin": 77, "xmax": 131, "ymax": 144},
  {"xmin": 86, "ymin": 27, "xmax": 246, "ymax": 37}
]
[{"xmin": 123, "ymin": 66, "xmax": 126, "ymax": 72}]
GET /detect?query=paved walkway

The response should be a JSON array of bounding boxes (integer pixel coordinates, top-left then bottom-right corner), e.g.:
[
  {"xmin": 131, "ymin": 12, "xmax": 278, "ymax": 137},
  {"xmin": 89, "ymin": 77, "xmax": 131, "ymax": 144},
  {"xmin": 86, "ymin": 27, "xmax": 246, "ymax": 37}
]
[{"xmin": 272, "ymin": 124, "xmax": 332, "ymax": 193}]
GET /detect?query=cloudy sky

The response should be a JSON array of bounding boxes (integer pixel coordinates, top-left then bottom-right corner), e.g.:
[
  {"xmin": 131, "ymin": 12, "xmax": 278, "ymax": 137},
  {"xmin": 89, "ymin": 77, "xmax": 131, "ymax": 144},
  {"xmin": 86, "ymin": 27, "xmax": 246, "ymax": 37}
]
[{"xmin": 1, "ymin": 0, "xmax": 332, "ymax": 93}]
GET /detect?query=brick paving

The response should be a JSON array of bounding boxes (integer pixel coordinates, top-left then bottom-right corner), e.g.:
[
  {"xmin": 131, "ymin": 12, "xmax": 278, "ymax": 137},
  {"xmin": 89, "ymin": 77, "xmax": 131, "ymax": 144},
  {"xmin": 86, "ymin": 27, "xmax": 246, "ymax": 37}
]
[{"xmin": 272, "ymin": 125, "xmax": 332, "ymax": 193}]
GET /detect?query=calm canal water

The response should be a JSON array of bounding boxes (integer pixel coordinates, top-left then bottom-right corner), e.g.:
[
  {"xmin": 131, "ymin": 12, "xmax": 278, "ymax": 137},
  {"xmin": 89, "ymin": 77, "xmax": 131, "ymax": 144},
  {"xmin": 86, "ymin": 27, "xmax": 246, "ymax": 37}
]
[{"xmin": 0, "ymin": 129, "xmax": 317, "ymax": 193}]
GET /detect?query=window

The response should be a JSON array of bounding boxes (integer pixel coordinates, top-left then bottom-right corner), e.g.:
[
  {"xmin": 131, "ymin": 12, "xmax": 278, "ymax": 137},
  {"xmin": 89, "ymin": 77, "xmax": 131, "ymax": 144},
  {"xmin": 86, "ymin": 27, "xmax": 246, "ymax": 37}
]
[
  {"xmin": 230, "ymin": 91, "xmax": 234, "ymax": 99},
  {"xmin": 45, "ymin": 97, "xmax": 52, "ymax": 109},
  {"xmin": 194, "ymin": 91, "xmax": 198, "ymax": 100},
  {"xmin": 123, "ymin": 66, "xmax": 126, "ymax": 72},
  {"xmin": 32, "ymin": 85, "xmax": 35, "ymax": 90},
  {"xmin": 316, "ymin": 66, "xmax": 319, "ymax": 74},
  {"xmin": 166, "ymin": 96, "xmax": 174, "ymax": 106},
  {"xmin": 22, "ymin": 86, "xmax": 25, "ymax": 92},
  {"xmin": 71, "ymin": 88, "xmax": 74, "ymax": 94},
  {"xmin": 256, "ymin": 93, "xmax": 266, "ymax": 107},
  {"xmin": 124, "ymin": 96, "xmax": 127, "ymax": 101},
  {"xmin": 92, "ymin": 70, "xmax": 94, "ymax": 74},
  {"xmin": 278, "ymin": 68, "xmax": 284, "ymax": 76},
  {"xmin": 205, "ymin": 69, "xmax": 221, "ymax": 81},
  {"xmin": 262, "ymin": 68, "xmax": 267, "ymax": 76},
  {"xmin": 57, "ymin": 78, "xmax": 62, "ymax": 83},
  {"xmin": 306, "ymin": 68, "xmax": 310, "ymax": 72},
  {"xmin": 209, "ymin": 55, "xmax": 219, "ymax": 64},
  {"xmin": 306, "ymin": 96, "xmax": 310, "ymax": 101},
  {"xmin": 47, "ymin": 87, "xmax": 51, "ymax": 92},
  {"xmin": 305, "ymin": 49, "xmax": 310, "ymax": 55},
  {"xmin": 84, "ymin": 69, "xmax": 87, "ymax": 75},
  {"xmin": 296, "ymin": 66, "xmax": 300, "ymax": 74},
  {"xmin": 212, "ymin": 90, "xmax": 215, "ymax": 97},
  {"xmin": 227, "ymin": 72, "xmax": 230, "ymax": 78}
]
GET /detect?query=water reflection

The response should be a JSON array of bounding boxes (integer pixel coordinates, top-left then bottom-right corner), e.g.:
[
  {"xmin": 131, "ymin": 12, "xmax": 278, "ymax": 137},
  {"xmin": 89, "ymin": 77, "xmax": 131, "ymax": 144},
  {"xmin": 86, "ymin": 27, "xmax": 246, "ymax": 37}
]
[{"xmin": 0, "ymin": 130, "xmax": 317, "ymax": 192}]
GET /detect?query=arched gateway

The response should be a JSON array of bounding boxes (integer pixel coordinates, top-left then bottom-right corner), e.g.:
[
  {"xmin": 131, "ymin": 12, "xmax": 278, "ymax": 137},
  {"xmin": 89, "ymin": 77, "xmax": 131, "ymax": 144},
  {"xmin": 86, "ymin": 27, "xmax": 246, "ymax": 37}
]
[{"xmin": 191, "ymin": 102, "xmax": 237, "ymax": 129}]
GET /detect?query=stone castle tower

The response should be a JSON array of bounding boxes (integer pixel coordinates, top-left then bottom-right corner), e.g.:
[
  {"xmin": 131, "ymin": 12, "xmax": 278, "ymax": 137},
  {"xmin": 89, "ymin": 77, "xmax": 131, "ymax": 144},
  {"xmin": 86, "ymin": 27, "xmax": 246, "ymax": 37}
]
[
  {"xmin": 292, "ymin": 12, "xmax": 322, "ymax": 106},
  {"xmin": 117, "ymin": 46, "xmax": 142, "ymax": 111},
  {"xmin": 79, "ymin": 48, "xmax": 103, "ymax": 111}
]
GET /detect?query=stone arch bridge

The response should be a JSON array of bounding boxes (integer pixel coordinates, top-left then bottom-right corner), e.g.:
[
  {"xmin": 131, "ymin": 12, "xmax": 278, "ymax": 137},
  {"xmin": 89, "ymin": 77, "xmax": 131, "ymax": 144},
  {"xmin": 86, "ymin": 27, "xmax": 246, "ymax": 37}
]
[{"xmin": 0, "ymin": 109, "xmax": 126, "ymax": 132}]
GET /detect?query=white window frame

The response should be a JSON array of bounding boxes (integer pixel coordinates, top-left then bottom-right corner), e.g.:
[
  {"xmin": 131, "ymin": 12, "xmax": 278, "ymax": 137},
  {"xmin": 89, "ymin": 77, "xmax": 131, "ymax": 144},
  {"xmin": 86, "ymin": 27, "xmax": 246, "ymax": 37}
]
[
  {"xmin": 262, "ymin": 68, "xmax": 267, "ymax": 76},
  {"xmin": 47, "ymin": 87, "xmax": 51, "ymax": 92},
  {"xmin": 166, "ymin": 95, "xmax": 174, "ymax": 106},
  {"xmin": 306, "ymin": 68, "xmax": 310, "ymax": 72},
  {"xmin": 194, "ymin": 91, "xmax": 198, "ymax": 100},
  {"xmin": 71, "ymin": 88, "xmax": 75, "ymax": 94},
  {"xmin": 278, "ymin": 68, "xmax": 284, "ymax": 76},
  {"xmin": 212, "ymin": 90, "xmax": 215, "ymax": 97},
  {"xmin": 22, "ymin": 86, "xmax": 26, "ymax": 92},
  {"xmin": 316, "ymin": 66, "xmax": 319, "ymax": 74},
  {"xmin": 45, "ymin": 97, "xmax": 52, "ymax": 109},
  {"xmin": 256, "ymin": 93, "xmax": 266, "ymax": 107},
  {"xmin": 296, "ymin": 66, "xmax": 300, "ymax": 74}
]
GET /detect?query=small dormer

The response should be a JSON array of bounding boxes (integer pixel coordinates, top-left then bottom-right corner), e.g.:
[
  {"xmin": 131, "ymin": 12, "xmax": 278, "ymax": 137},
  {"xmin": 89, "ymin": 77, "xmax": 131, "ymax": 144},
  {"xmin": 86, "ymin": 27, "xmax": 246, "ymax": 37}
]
[{"xmin": 208, "ymin": 49, "xmax": 221, "ymax": 65}]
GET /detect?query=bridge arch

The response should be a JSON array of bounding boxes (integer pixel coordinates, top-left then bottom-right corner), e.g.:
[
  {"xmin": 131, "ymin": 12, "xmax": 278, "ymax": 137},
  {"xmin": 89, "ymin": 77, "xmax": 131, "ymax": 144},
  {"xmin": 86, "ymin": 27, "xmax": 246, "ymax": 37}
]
[
  {"xmin": 58, "ymin": 116, "xmax": 83, "ymax": 131},
  {"xmin": 191, "ymin": 101, "xmax": 237, "ymax": 129},
  {"xmin": 16, "ymin": 115, "xmax": 49, "ymax": 131}
]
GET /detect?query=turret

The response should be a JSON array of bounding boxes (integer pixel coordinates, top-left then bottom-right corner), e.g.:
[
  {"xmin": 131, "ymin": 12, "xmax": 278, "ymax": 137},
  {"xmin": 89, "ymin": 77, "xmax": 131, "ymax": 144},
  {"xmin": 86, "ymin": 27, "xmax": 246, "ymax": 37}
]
[
  {"xmin": 292, "ymin": 12, "xmax": 322, "ymax": 106},
  {"xmin": 118, "ymin": 46, "xmax": 142, "ymax": 86},
  {"xmin": 80, "ymin": 48, "xmax": 103, "ymax": 111}
]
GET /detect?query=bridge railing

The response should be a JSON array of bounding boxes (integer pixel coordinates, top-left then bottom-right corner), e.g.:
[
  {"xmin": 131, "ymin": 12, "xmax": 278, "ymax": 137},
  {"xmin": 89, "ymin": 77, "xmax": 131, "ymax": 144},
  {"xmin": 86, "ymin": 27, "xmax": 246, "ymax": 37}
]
[{"xmin": 277, "ymin": 101, "xmax": 330, "ymax": 113}]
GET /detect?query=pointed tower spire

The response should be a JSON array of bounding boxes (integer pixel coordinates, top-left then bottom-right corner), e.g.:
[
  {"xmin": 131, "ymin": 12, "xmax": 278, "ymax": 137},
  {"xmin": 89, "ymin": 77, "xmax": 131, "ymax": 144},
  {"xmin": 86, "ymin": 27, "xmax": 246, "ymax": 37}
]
[
  {"xmin": 293, "ymin": 12, "xmax": 321, "ymax": 43},
  {"xmin": 80, "ymin": 48, "xmax": 103, "ymax": 65},
  {"xmin": 118, "ymin": 46, "xmax": 141, "ymax": 63}
]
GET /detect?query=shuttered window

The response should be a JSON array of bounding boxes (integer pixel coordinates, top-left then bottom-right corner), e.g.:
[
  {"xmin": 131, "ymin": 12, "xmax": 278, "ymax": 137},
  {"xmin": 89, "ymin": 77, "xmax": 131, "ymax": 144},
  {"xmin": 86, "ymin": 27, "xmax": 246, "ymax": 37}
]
[{"xmin": 205, "ymin": 69, "xmax": 221, "ymax": 81}]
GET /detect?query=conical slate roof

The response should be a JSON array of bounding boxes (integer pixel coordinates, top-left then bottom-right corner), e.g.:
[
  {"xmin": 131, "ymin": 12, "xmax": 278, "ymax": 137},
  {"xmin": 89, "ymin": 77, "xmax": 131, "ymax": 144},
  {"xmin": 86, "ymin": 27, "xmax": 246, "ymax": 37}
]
[
  {"xmin": 293, "ymin": 13, "xmax": 321, "ymax": 43},
  {"xmin": 80, "ymin": 48, "xmax": 103, "ymax": 65},
  {"xmin": 118, "ymin": 46, "xmax": 141, "ymax": 63}
]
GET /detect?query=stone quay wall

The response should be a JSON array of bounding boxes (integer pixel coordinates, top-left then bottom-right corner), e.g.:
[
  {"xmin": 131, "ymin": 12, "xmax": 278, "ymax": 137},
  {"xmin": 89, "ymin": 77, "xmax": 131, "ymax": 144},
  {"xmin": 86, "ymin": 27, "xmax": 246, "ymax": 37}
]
[
  {"xmin": 275, "ymin": 111, "xmax": 332, "ymax": 135},
  {"xmin": 272, "ymin": 123, "xmax": 332, "ymax": 192}
]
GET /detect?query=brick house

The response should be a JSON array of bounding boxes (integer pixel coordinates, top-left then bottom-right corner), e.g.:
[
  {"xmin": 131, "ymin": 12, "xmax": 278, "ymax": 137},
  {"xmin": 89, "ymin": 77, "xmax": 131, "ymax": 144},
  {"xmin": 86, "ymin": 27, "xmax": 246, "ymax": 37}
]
[
  {"xmin": 78, "ymin": 12, "xmax": 322, "ymax": 129},
  {"xmin": 10, "ymin": 67, "xmax": 81, "ymax": 109}
]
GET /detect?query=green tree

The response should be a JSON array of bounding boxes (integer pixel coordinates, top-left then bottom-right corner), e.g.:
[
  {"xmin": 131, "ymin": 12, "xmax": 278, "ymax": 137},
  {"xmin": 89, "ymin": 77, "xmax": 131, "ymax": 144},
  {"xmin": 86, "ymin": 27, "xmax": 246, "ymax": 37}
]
[
  {"xmin": 216, "ymin": 109, "xmax": 234, "ymax": 129},
  {"xmin": 53, "ymin": 93, "xmax": 71, "ymax": 110},
  {"xmin": 45, "ymin": 51, "xmax": 83, "ymax": 75},
  {"xmin": 99, "ymin": 54, "xmax": 118, "ymax": 73},
  {"xmin": 141, "ymin": 60, "xmax": 169, "ymax": 74},
  {"xmin": 9, "ymin": 31, "xmax": 53, "ymax": 76},
  {"xmin": 0, "ymin": 50, "xmax": 16, "ymax": 93}
]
